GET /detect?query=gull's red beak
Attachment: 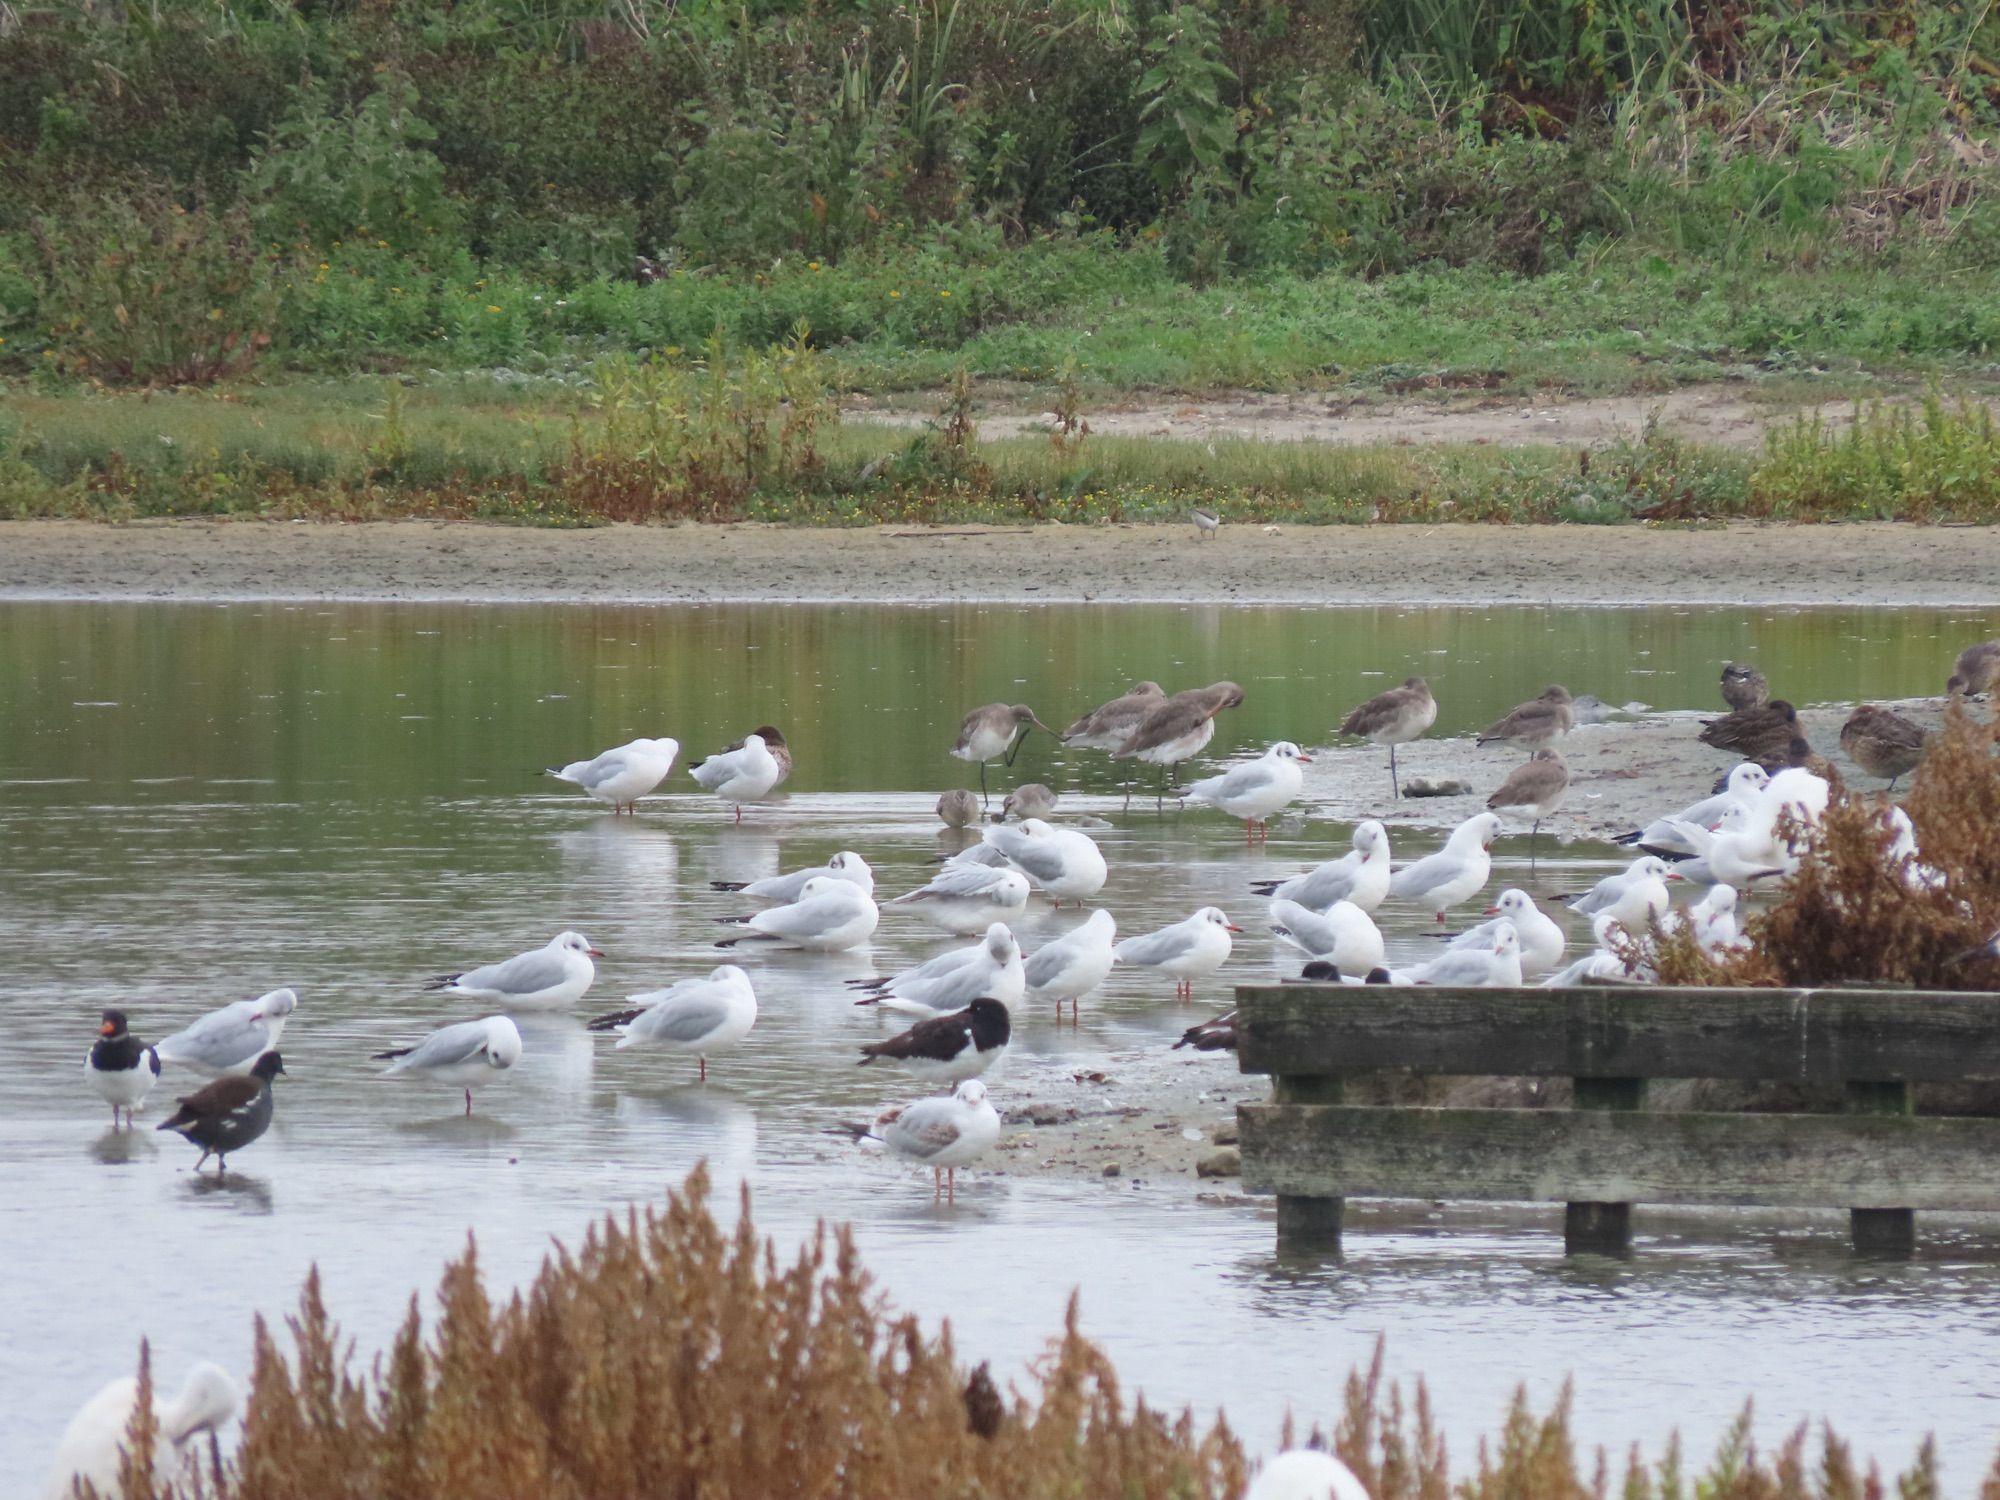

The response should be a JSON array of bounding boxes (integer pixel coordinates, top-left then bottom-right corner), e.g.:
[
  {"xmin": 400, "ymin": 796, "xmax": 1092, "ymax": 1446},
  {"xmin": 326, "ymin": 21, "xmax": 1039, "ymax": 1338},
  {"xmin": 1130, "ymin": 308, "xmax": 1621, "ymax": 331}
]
[
  {"xmin": 1225, "ymin": 924, "xmax": 1244, "ymax": 933},
  {"xmin": 1296, "ymin": 752, "xmax": 1314, "ymax": 763},
  {"xmin": 1665, "ymin": 873, "xmax": 1684, "ymax": 883},
  {"xmin": 1484, "ymin": 905, "xmax": 1501, "ymax": 915},
  {"xmin": 588, "ymin": 947, "xmax": 606, "ymax": 957}
]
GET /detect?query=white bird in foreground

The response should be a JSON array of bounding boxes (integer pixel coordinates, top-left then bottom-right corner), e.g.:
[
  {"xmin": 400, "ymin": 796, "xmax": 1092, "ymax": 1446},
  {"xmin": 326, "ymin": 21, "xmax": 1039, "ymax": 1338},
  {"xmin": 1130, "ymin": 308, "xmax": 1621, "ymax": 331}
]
[
  {"xmin": 716, "ymin": 876, "xmax": 880, "ymax": 952},
  {"xmin": 1566, "ymin": 856, "xmax": 1674, "ymax": 930},
  {"xmin": 1250, "ymin": 820, "xmax": 1392, "ymax": 913},
  {"xmin": 1665, "ymin": 803, "xmax": 1786, "ymax": 888},
  {"xmin": 43, "ymin": 1361, "xmax": 240, "ymax": 1500},
  {"xmin": 689, "ymin": 731, "xmax": 784, "ymax": 821},
  {"xmin": 861, "ymin": 922, "xmax": 1025, "ymax": 1019},
  {"xmin": 982, "ymin": 818, "xmax": 1108, "ymax": 905},
  {"xmin": 888, "ymin": 863, "xmax": 1032, "ymax": 935},
  {"xmin": 709, "ymin": 850, "xmax": 873, "ymax": 903},
  {"xmin": 1115, "ymin": 906, "xmax": 1241, "ymax": 1000},
  {"xmin": 154, "ymin": 988, "xmax": 297, "ymax": 1078},
  {"xmin": 426, "ymin": 931, "xmax": 600, "ymax": 1009},
  {"xmin": 544, "ymin": 736, "xmax": 679, "ymax": 815},
  {"xmin": 1024, "ymin": 907, "xmax": 1119, "ymax": 1020},
  {"xmin": 1392, "ymin": 921, "xmax": 1523, "ymax": 987},
  {"xmin": 1616, "ymin": 762, "xmax": 1769, "ymax": 856},
  {"xmin": 586, "ymin": 965, "xmax": 757, "ymax": 1081},
  {"xmin": 1387, "ymin": 812, "xmax": 1501, "ymax": 923},
  {"xmin": 866, "ymin": 1078, "xmax": 1002, "ymax": 1202},
  {"xmin": 1666, "ymin": 883, "xmax": 1744, "ymax": 954},
  {"xmin": 373, "ymin": 1015, "xmax": 523, "ymax": 1115},
  {"xmin": 1761, "ymin": 764, "xmax": 1831, "ymax": 830},
  {"xmin": 1184, "ymin": 741, "xmax": 1312, "ymax": 841},
  {"xmin": 1243, "ymin": 1448, "xmax": 1374, "ymax": 1500},
  {"xmin": 1268, "ymin": 899, "xmax": 1385, "ymax": 974},
  {"xmin": 1448, "ymin": 888, "xmax": 1567, "ymax": 977}
]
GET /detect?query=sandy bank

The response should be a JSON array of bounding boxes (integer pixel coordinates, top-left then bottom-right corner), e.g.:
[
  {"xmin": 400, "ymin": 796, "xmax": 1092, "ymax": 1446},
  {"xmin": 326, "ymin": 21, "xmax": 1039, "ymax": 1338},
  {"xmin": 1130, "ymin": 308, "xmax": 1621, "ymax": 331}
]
[{"xmin": 3, "ymin": 519, "xmax": 1997, "ymax": 605}]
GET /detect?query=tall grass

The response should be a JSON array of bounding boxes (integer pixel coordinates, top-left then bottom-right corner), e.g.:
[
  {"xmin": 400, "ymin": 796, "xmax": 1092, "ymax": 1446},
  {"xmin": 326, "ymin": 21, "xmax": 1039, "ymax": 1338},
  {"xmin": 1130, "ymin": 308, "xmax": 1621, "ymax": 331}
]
[{"xmin": 80, "ymin": 1165, "xmax": 1980, "ymax": 1499}]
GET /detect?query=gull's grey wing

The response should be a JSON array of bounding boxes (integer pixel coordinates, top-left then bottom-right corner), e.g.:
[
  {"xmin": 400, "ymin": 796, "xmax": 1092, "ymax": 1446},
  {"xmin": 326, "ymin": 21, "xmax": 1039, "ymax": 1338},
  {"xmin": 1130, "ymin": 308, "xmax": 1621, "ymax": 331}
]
[
  {"xmin": 994, "ymin": 842, "xmax": 1067, "ymax": 885},
  {"xmin": 629, "ymin": 993, "xmax": 732, "ymax": 1045},
  {"xmin": 1568, "ymin": 875, "xmax": 1624, "ymax": 917},
  {"xmin": 912, "ymin": 865, "xmax": 1014, "ymax": 901},
  {"xmin": 1023, "ymin": 938, "xmax": 1076, "ymax": 990},
  {"xmin": 1116, "ymin": 925, "xmax": 1193, "ymax": 966},
  {"xmin": 743, "ymin": 869, "xmax": 815, "ymax": 902},
  {"xmin": 459, "ymin": 947, "xmax": 568, "ymax": 996},
  {"xmin": 886, "ymin": 946, "xmax": 980, "ymax": 988},
  {"xmin": 1278, "ymin": 855, "xmax": 1360, "ymax": 908},
  {"xmin": 1269, "ymin": 903, "xmax": 1335, "ymax": 954},
  {"xmin": 156, "ymin": 1003, "xmax": 263, "ymax": 1068},
  {"xmin": 886, "ymin": 1099, "xmax": 966, "ymax": 1158},
  {"xmin": 395, "ymin": 1020, "xmax": 498, "ymax": 1069},
  {"xmin": 1409, "ymin": 950, "xmax": 1494, "ymax": 986},
  {"xmin": 1388, "ymin": 854, "xmax": 1466, "ymax": 901},
  {"xmin": 753, "ymin": 892, "xmax": 855, "ymax": 940}
]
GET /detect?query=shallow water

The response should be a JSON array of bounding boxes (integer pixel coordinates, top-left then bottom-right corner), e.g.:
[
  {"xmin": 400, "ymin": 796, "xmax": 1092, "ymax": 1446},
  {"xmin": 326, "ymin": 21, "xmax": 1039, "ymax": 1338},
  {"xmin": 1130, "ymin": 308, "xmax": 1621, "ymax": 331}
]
[{"xmin": 5, "ymin": 600, "xmax": 2000, "ymax": 1494}]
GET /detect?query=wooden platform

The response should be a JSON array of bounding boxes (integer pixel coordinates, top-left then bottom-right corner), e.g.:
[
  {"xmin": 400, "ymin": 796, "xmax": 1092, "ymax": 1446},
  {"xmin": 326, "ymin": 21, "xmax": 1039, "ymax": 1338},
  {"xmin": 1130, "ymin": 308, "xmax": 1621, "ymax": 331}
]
[{"xmin": 1233, "ymin": 983, "xmax": 2000, "ymax": 1256}]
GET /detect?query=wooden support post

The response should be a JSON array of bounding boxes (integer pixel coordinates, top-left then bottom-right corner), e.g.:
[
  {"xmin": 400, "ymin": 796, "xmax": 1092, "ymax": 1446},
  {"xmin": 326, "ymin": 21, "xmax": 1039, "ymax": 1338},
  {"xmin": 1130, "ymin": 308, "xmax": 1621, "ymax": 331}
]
[
  {"xmin": 1566, "ymin": 1077, "xmax": 1643, "ymax": 1256},
  {"xmin": 1847, "ymin": 1079, "xmax": 1915, "ymax": 1258},
  {"xmin": 1272, "ymin": 1075, "xmax": 1344, "ymax": 1249}
]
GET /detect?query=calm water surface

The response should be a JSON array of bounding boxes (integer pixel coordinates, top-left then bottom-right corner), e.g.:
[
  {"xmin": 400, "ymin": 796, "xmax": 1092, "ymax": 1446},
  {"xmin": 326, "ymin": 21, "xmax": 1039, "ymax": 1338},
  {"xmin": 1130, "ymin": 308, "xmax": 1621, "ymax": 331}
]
[{"xmin": 5, "ymin": 601, "xmax": 2000, "ymax": 1492}]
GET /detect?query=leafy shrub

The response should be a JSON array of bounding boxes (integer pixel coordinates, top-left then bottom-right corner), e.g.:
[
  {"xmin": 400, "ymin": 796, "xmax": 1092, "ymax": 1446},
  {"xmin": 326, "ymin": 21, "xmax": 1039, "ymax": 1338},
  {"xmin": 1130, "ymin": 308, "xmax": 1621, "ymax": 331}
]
[
  {"xmin": 1750, "ymin": 392, "xmax": 2000, "ymax": 520},
  {"xmin": 29, "ymin": 194, "xmax": 276, "ymax": 385}
]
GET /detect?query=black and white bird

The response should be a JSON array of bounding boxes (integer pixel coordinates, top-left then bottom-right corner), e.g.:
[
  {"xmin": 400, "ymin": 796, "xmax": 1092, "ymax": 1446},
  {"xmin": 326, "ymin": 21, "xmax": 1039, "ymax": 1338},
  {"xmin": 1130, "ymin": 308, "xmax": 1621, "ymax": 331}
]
[
  {"xmin": 84, "ymin": 1009, "xmax": 160, "ymax": 1130},
  {"xmin": 857, "ymin": 996, "xmax": 1011, "ymax": 1083},
  {"xmin": 156, "ymin": 1051, "xmax": 284, "ymax": 1174}
]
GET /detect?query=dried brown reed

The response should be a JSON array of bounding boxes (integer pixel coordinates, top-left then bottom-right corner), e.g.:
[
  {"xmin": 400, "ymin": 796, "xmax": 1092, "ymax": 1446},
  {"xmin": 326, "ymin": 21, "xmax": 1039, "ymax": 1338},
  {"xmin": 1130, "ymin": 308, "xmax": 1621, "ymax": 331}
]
[
  {"xmin": 80, "ymin": 1167, "xmax": 1987, "ymax": 1500},
  {"xmin": 1653, "ymin": 705, "xmax": 2000, "ymax": 989}
]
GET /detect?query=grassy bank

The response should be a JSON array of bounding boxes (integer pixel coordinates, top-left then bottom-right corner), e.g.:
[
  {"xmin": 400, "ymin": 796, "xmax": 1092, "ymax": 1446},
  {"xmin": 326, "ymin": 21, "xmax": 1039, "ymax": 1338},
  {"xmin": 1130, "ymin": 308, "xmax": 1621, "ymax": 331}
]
[{"xmin": 99, "ymin": 1166, "xmax": 1967, "ymax": 1498}]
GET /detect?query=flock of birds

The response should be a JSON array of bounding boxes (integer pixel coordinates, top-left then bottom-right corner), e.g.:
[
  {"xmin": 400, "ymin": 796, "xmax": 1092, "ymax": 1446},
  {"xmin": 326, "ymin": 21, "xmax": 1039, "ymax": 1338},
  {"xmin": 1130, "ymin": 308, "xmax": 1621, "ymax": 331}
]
[{"xmin": 52, "ymin": 636, "xmax": 1999, "ymax": 1500}]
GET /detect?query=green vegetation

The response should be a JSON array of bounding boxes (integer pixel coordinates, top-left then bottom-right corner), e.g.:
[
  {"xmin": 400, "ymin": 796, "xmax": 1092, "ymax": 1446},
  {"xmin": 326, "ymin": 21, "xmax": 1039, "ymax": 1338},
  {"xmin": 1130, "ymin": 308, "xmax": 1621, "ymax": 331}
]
[{"xmin": 96, "ymin": 1165, "xmax": 1969, "ymax": 1498}]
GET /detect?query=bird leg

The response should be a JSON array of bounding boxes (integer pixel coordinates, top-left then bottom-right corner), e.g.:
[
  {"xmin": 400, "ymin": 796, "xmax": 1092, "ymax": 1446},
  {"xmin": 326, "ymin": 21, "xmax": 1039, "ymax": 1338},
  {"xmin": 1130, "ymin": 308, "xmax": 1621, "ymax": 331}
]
[
  {"xmin": 947, "ymin": 1167, "xmax": 957, "ymax": 1204},
  {"xmin": 1389, "ymin": 743, "xmax": 1401, "ymax": 799},
  {"xmin": 932, "ymin": 1167, "xmax": 943, "ymax": 1200},
  {"xmin": 734, "ymin": 804, "xmax": 744, "ymax": 824},
  {"xmin": 464, "ymin": 1087, "xmax": 474, "ymax": 1116},
  {"xmin": 699, "ymin": 1056, "xmax": 708, "ymax": 1083},
  {"xmin": 195, "ymin": 1149, "xmax": 211, "ymax": 1173},
  {"xmin": 1434, "ymin": 910, "xmax": 1447, "ymax": 925},
  {"xmin": 1003, "ymin": 731, "xmax": 1027, "ymax": 768},
  {"xmin": 979, "ymin": 761, "xmax": 991, "ymax": 807},
  {"xmin": 1529, "ymin": 819, "xmax": 1542, "ymax": 873}
]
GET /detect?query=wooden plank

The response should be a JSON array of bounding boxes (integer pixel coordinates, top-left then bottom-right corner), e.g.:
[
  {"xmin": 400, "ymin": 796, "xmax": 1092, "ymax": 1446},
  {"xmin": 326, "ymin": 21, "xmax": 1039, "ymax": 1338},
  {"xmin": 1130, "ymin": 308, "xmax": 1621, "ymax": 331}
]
[
  {"xmin": 1233, "ymin": 986, "xmax": 2000, "ymax": 1084},
  {"xmin": 1238, "ymin": 1105, "xmax": 2000, "ymax": 1210}
]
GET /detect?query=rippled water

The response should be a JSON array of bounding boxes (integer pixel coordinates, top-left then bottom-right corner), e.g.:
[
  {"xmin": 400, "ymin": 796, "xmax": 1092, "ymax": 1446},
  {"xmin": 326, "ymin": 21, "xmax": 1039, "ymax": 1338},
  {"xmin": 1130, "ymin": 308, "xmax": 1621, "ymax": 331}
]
[{"xmin": 5, "ymin": 601, "xmax": 2000, "ymax": 1494}]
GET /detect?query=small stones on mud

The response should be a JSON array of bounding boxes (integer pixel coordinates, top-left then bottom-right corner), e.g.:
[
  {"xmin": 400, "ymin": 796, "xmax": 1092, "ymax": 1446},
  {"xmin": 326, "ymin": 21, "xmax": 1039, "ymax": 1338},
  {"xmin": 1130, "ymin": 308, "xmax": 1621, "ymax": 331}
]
[
  {"xmin": 1102, "ymin": 1163, "xmax": 1122, "ymax": 1178},
  {"xmin": 1196, "ymin": 1147, "xmax": 1242, "ymax": 1178},
  {"xmin": 1152, "ymin": 1120, "xmax": 1177, "ymax": 1131},
  {"xmin": 1402, "ymin": 777, "xmax": 1473, "ymax": 798},
  {"xmin": 1213, "ymin": 1121, "xmax": 1239, "ymax": 1146},
  {"xmin": 1024, "ymin": 1105, "xmax": 1077, "ymax": 1126},
  {"xmin": 1073, "ymin": 1071, "xmax": 1111, "ymax": 1085}
]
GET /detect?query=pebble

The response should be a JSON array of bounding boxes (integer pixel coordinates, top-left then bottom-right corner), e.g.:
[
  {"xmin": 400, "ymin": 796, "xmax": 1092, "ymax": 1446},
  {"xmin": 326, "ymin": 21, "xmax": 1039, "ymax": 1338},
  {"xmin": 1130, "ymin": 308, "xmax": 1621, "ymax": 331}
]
[
  {"xmin": 1102, "ymin": 1163, "xmax": 1122, "ymax": 1178},
  {"xmin": 1196, "ymin": 1147, "xmax": 1242, "ymax": 1179},
  {"xmin": 1402, "ymin": 777, "xmax": 1474, "ymax": 798},
  {"xmin": 1213, "ymin": 1121, "xmax": 1239, "ymax": 1146}
]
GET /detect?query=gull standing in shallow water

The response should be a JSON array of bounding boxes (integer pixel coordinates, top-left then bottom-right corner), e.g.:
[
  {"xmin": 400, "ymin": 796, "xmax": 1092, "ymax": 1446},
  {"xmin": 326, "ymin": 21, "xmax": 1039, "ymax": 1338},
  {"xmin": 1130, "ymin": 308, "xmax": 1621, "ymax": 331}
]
[
  {"xmin": 1114, "ymin": 681, "xmax": 1246, "ymax": 803},
  {"xmin": 951, "ymin": 703, "xmax": 1051, "ymax": 806},
  {"xmin": 693, "ymin": 725, "xmax": 791, "ymax": 787},
  {"xmin": 543, "ymin": 736, "xmax": 679, "ymax": 815},
  {"xmin": 85, "ymin": 1009, "xmax": 160, "ymax": 1129},
  {"xmin": 1184, "ymin": 741, "xmax": 1311, "ymax": 841},
  {"xmin": 857, "ymin": 923, "xmax": 1025, "ymax": 1019},
  {"xmin": 1567, "ymin": 856, "xmax": 1674, "ymax": 929},
  {"xmin": 1023, "ymin": 907, "xmax": 1119, "ymax": 1021},
  {"xmin": 1251, "ymin": 820, "xmax": 1392, "ymax": 913},
  {"xmin": 715, "ymin": 876, "xmax": 879, "ymax": 952},
  {"xmin": 1616, "ymin": 762, "xmax": 1768, "ymax": 857},
  {"xmin": 1387, "ymin": 812, "xmax": 1500, "ymax": 923},
  {"xmin": 43, "ymin": 1362, "xmax": 239, "ymax": 1500},
  {"xmin": 709, "ymin": 850, "xmax": 873, "ymax": 902},
  {"xmin": 427, "ymin": 931, "xmax": 599, "ymax": 1009},
  {"xmin": 982, "ymin": 818, "xmax": 1107, "ymax": 905},
  {"xmin": 586, "ymin": 965, "xmax": 757, "ymax": 1081},
  {"xmin": 1477, "ymin": 686, "xmax": 1573, "ymax": 748},
  {"xmin": 689, "ymin": 731, "xmax": 784, "ymax": 821},
  {"xmin": 888, "ymin": 864, "xmax": 1031, "ymax": 934},
  {"xmin": 1268, "ymin": 899, "xmax": 1385, "ymax": 974},
  {"xmin": 1486, "ymin": 748, "xmax": 1568, "ymax": 869},
  {"xmin": 1115, "ymin": 907, "xmax": 1241, "ymax": 999},
  {"xmin": 155, "ymin": 988, "xmax": 297, "ymax": 1078},
  {"xmin": 858, "ymin": 1078, "xmax": 1002, "ymax": 1203},
  {"xmin": 1339, "ymin": 676, "xmax": 1437, "ymax": 799},
  {"xmin": 374, "ymin": 1016, "xmax": 522, "ymax": 1115},
  {"xmin": 858, "ymin": 997, "xmax": 1012, "ymax": 1084}
]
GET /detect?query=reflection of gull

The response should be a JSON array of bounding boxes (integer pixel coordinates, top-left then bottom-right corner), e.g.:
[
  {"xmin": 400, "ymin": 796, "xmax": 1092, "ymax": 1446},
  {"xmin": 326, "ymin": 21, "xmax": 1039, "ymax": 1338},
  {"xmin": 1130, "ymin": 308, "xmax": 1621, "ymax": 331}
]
[
  {"xmin": 43, "ymin": 1362, "xmax": 239, "ymax": 1500},
  {"xmin": 426, "ymin": 931, "xmax": 599, "ymax": 1009},
  {"xmin": 887, "ymin": 864, "xmax": 1031, "ymax": 935},
  {"xmin": 612, "ymin": 1089, "xmax": 758, "ymax": 1185},
  {"xmin": 715, "ymin": 877, "xmax": 879, "ymax": 952},
  {"xmin": 1251, "ymin": 820, "xmax": 1391, "ymax": 912},
  {"xmin": 587, "ymin": 965, "xmax": 757, "ymax": 1081},
  {"xmin": 155, "ymin": 988, "xmax": 296, "ymax": 1078},
  {"xmin": 557, "ymin": 820, "xmax": 679, "ymax": 887},
  {"xmin": 512, "ymin": 1013, "xmax": 595, "ymax": 1097},
  {"xmin": 374, "ymin": 1016, "xmax": 523, "ymax": 1115},
  {"xmin": 544, "ymin": 736, "xmax": 678, "ymax": 814}
]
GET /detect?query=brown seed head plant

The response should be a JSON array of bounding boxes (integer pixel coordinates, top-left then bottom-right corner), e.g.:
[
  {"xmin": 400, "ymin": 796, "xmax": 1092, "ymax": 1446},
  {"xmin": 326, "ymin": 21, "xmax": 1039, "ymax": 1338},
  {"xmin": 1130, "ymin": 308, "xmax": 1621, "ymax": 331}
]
[
  {"xmin": 1652, "ymin": 704, "xmax": 2000, "ymax": 988},
  {"xmin": 76, "ymin": 1169, "xmax": 1985, "ymax": 1500}
]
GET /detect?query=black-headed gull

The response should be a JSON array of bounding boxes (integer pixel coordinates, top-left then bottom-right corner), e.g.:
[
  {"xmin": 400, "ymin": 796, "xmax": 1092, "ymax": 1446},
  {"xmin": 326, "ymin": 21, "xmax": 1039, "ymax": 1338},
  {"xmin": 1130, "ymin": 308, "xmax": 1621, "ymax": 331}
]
[
  {"xmin": 710, "ymin": 850, "xmax": 873, "ymax": 902},
  {"xmin": 85, "ymin": 1009, "xmax": 160, "ymax": 1130},
  {"xmin": 544, "ymin": 736, "xmax": 679, "ymax": 815},
  {"xmin": 1115, "ymin": 906, "xmax": 1240, "ymax": 1000},
  {"xmin": 1566, "ymin": 856, "xmax": 1674, "ymax": 928},
  {"xmin": 1665, "ymin": 883, "xmax": 1744, "ymax": 953},
  {"xmin": 951, "ymin": 703, "xmax": 1050, "ymax": 805},
  {"xmin": 1883, "ymin": 807, "xmax": 1946, "ymax": 893},
  {"xmin": 1721, "ymin": 661, "xmax": 1770, "ymax": 710},
  {"xmin": 427, "ymin": 931, "xmax": 599, "ymax": 1008},
  {"xmin": 1024, "ymin": 907, "xmax": 1119, "ymax": 1020},
  {"xmin": 1449, "ymin": 888, "xmax": 1567, "ymax": 976},
  {"xmin": 689, "ymin": 732, "xmax": 784, "ymax": 820},
  {"xmin": 1840, "ymin": 705, "xmax": 1927, "ymax": 789},
  {"xmin": 1544, "ymin": 914, "xmax": 1649, "ymax": 986},
  {"xmin": 1243, "ymin": 1448, "xmax": 1373, "ymax": 1500},
  {"xmin": 374, "ymin": 1016, "xmax": 521, "ymax": 1115},
  {"xmin": 1185, "ymin": 741, "xmax": 1311, "ymax": 842},
  {"xmin": 1339, "ymin": 676, "xmax": 1436, "ymax": 799},
  {"xmin": 1393, "ymin": 921, "xmax": 1522, "ymax": 987},
  {"xmin": 154, "ymin": 987, "xmax": 296, "ymax": 1077},
  {"xmin": 1486, "ymin": 748, "xmax": 1568, "ymax": 868},
  {"xmin": 1477, "ymin": 685, "xmax": 1573, "ymax": 748},
  {"xmin": 1387, "ymin": 812, "xmax": 1500, "ymax": 923},
  {"xmin": 693, "ymin": 725, "xmax": 791, "ymax": 785},
  {"xmin": 1114, "ymin": 682, "xmax": 1245, "ymax": 799},
  {"xmin": 715, "ymin": 876, "xmax": 879, "ymax": 952},
  {"xmin": 983, "ymin": 818, "xmax": 1107, "ymax": 905},
  {"xmin": 888, "ymin": 863, "xmax": 1031, "ymax": 934},
  {"xmin": 156, "ymin": 1051, "xmax": 283, "ymax": 1173},
  {"xmin": 586, "ymin": 965, "xmax": 756, "ymax": 1081},
  {"xmin": 44, "ymin": 1361, "xmax": 238, "ymax": 1500},
  {"xmin": 865, "ymin": 1078, "xmax": 1002, "ymax": 1202},
  {"xmin": 1615, "ymin": 762, "xmax": 1768, "ymax": 856},
  {"xmin": 1268, "ymin": 898, "xmax": 1384, "ymax": 973},
  {"xmin": 1251, "ymin": 820, "xmax": 1391, "ymax": 912},
  {"xmin": 859, "ymin": 997, "xmax": 1012, "ymax": 1084},
  {"xmin": 858, "ymin": 923, "xmax": 1024, "ymax": 1019},
  {"xmin": 1665, "ymin": 805, "xmax": 1785, "ymax": 888},
  {"xmin": 1062, "ymin": 682, "xmax": 1165, "ymax": 751}
]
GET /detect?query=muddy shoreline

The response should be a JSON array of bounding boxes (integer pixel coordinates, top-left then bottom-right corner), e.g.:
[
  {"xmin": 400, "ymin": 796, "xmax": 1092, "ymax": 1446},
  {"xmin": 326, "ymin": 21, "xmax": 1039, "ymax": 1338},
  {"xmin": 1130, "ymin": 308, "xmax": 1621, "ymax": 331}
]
[{"xmin": 4, "ymin": 519, "xmax": 1998, "ymax": 605}]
